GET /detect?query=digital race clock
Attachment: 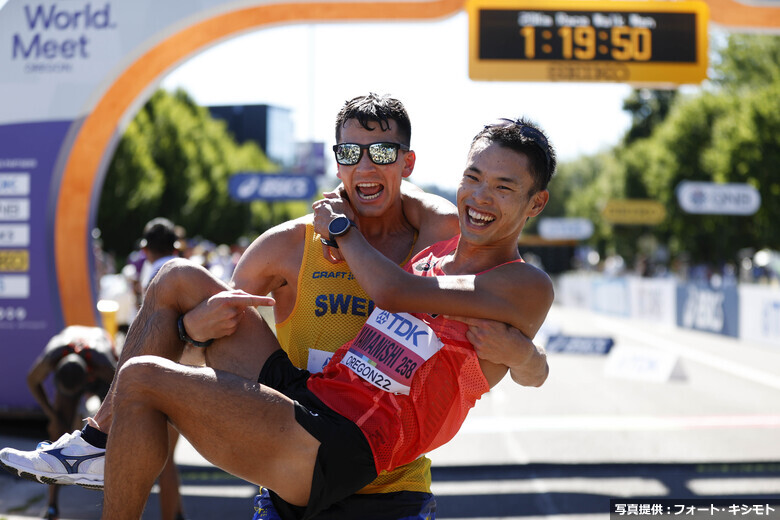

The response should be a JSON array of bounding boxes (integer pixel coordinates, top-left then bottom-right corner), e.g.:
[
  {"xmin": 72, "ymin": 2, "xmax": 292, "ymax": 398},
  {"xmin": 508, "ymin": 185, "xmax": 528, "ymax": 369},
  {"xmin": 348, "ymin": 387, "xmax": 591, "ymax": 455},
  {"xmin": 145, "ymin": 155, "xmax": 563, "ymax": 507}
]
[{"xmin": 468, "ymin": 0, "xmax": 709, "ymax": 85}]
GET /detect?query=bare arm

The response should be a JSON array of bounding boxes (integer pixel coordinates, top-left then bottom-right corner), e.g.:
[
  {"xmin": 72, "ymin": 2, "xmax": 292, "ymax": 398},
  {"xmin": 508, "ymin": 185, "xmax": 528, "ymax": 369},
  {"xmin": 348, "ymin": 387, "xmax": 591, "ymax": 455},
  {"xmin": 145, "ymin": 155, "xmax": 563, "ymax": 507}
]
[
  {"xmin": 231, "ymin": 217, "xmax": 306, "ymax": 295},
  {"xmin": 27, "ymin": 348, "xmax": 60, "ymax": 421},
  {"xmin": 334, "ymin": 228, "xmax": 552, "ymax": 386},
  {"xmin": 313, "ymin": 197, "xmax": 552, "ymax": 336},
  {"xmin": 451, "ymin": 316, "xmax": 549, "ymax": 387},
  {"xmin": 342, "ymin": 229, "xmax": 550, "ymax": 332},
  {"xmin": 181, "ymin": 218, "xmax": 306, "ymax": 342}
]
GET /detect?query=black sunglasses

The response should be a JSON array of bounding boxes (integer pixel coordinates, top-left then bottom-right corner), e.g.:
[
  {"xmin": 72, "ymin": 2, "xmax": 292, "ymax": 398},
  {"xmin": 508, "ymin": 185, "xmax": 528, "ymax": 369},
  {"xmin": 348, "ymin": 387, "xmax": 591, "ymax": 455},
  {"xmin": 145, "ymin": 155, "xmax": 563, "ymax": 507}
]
[
  {"xmin": 333, "ymin": 142, "xmax": 408, "ymax": 166},
  {"xmin": 487, "ymin": 118, "xmax": 552, "ymax": 172}
]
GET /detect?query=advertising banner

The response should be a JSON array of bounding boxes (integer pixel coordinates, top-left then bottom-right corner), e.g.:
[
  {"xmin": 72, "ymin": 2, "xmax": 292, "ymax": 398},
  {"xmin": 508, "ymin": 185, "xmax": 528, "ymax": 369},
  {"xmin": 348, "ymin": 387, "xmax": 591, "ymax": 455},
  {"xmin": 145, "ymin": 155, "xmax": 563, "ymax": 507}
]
[
  {"xmin": 676, "ymin": 283, "xmax": 739, "ymax": 337},
  {"xmin": 739, "ymin": 284, "xmax": 780, "ymax": 348},
  {"xmin": 0, "ymin": 121, "xmax": 75, "ymax": 410},
  {"xmin": 628, "ymin": 276, "xmax": 677, "ymax": 326},
  {"xmin": 228, "ymin": 173, "xmax": 318, "ymax": 201},
  {"xmin": 538, "ymin": 217, "xmax": 593, "ymax": 240},
  {"xmin": 591, "ymin": 276, "xmax": 631, "ymax": 317},
  {"xmin": 676, "ymin": 181, "xmax": 761, "ymax": 215},
  {"xmin": 555, "ymin": 272, "xmax": 595, "ymax": 309}
]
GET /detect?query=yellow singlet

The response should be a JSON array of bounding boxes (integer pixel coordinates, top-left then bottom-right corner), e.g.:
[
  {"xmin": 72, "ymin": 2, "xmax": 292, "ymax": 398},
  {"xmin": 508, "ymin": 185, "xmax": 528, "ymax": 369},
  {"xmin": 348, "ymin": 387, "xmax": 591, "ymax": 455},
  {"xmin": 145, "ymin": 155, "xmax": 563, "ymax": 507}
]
[{"xmin": 275, "ymin": 224, "xmax": 431, "ymax": 494}]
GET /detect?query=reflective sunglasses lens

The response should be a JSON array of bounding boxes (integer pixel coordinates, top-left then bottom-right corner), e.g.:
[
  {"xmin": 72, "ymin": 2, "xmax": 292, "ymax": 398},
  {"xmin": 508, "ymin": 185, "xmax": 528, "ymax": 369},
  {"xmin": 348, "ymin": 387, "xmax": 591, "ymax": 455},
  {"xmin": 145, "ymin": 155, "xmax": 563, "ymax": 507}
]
[
  {"xmin": 368, "ymin": 143, "xmax": 398, "ymax": 165},
  {"xmin": 334, "ymin": 144, "xmax": 361, "ymax": 165}
]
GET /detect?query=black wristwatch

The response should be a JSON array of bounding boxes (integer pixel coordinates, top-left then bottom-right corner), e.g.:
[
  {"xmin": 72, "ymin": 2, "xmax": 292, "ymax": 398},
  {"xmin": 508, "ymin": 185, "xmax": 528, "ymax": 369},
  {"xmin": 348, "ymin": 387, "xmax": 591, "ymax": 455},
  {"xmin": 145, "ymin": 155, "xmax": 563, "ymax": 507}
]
[
  {"xmin": 177, "ymin": 314, "xmax": 214, "ymax": 348},
  {"xmin": 320, "ymin": 215, "xmax": 355, "ymax": 248}
]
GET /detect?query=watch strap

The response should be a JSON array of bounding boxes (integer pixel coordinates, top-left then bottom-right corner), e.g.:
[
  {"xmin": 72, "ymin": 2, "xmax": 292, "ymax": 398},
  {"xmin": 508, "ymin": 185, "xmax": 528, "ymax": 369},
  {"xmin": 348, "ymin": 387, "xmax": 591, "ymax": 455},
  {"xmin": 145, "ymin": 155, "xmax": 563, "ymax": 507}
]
[
  {"xmin": 177, "ymin": 314, "xmax": 214, "ymax": 348},
  {"xmin": 320, "ymin": 236, "xmax": 340, "ymax": 248}
]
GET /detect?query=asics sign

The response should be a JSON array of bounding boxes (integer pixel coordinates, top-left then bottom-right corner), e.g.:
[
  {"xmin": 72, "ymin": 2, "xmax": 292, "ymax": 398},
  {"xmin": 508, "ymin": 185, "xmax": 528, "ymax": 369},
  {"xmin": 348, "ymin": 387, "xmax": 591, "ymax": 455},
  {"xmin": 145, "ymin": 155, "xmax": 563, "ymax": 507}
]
[{"xmin": 228, "ymin": 173, "xmax": 317, "ymax": 201}]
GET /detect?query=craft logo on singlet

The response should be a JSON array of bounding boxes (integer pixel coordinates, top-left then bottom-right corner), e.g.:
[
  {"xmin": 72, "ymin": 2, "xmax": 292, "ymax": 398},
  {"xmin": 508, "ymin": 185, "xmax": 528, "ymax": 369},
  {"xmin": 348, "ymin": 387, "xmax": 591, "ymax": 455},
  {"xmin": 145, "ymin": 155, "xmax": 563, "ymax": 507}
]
[{"xmin": 312, "ymin": 271, "xmax": 354, "ymax": 280}]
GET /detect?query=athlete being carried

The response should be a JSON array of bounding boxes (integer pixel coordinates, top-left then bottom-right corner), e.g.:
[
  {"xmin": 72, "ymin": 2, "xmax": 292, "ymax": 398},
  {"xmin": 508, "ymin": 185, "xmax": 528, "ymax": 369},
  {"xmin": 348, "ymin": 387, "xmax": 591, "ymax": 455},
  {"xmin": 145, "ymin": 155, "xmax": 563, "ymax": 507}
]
[
  {"xmin": 100, "ymin": 116, "xmax": 554, "ymax": 519},
  {"xmin": 5, "ymin": 116, "xmax": 555, "ymax": 520}
]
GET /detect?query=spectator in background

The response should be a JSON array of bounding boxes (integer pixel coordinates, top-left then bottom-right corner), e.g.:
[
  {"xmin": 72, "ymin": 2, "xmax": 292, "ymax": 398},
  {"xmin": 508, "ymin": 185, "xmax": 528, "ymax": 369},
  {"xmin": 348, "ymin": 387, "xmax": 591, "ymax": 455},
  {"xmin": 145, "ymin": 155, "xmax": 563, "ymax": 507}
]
[
  {"xmin": 25, "ymin": 326, "xmax": 117, "ymax": 520},
  {"xmin": 139, "ymin": 218, "xmax": 183, "ymax": 292}
]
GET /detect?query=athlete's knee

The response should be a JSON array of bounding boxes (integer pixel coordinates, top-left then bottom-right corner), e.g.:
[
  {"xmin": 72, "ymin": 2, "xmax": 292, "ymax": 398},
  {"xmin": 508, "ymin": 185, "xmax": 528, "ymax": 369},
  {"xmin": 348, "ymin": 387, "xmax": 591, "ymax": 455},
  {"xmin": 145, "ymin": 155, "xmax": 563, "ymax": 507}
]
[
  {"xmin": 147, "ymin": 258, "xmax": 229, "ymax": 305},
  {"xmin": 114, "ymin": 356, "xmax": 172, "ymax": 404},
  {"xmin": 147, "ymin": 258, "xmax": 202, "ymax": 295}
]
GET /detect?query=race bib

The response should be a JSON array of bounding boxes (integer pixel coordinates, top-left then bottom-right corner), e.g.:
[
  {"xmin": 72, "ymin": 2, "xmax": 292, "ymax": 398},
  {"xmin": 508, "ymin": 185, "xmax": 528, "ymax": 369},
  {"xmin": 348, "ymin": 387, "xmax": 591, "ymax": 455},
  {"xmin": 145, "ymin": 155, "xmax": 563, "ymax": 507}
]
[
  {"xmin": 340, "ymin": 307, "xmax": 443, "ymax": 395},
  {"xmin": 307, "ymin": 348, "xmax": 333, "ymax": 374}
]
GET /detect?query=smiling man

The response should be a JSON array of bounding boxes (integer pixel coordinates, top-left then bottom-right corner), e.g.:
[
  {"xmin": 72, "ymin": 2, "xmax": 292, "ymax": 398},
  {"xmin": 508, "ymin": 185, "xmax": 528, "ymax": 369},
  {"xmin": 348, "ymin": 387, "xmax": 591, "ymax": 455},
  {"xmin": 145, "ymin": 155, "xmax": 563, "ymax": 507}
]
[
  {"xmin": 0, "ymin": 94, "xmax": 548, "ymax": 520},
  {"xmin": 90, "ymin": 115, "xmax": 555, "ymax": 520}
]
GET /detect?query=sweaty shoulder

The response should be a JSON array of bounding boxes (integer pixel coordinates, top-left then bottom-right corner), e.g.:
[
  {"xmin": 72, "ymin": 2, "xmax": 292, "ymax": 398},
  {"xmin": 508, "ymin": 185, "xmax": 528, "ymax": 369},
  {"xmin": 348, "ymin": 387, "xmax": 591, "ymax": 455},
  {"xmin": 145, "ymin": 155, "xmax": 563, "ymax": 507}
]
[
  {"xmin": 400, "ymin": 181, "xmax": 459, "ymax": 254},
  {"xmin": 231, "ymin": 215, "xmax": 310, "ymax": 295}
]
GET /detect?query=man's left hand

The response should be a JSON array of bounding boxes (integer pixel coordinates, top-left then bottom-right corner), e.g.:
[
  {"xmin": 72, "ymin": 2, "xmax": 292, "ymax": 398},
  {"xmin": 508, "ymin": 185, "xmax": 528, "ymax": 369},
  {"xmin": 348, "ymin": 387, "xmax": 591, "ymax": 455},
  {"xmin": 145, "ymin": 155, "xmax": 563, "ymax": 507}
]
[{"xmin": 447, "ymin": 316, "xmax": 533, "ymax": 367}]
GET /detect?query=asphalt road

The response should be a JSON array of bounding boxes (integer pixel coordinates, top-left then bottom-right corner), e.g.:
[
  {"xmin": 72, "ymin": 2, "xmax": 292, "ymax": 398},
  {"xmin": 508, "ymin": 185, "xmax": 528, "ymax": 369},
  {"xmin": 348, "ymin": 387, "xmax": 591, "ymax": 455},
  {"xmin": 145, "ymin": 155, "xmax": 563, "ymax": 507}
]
[{"xmin": 2, "ymin": 303, "xmax": 779, "ymax": 519}]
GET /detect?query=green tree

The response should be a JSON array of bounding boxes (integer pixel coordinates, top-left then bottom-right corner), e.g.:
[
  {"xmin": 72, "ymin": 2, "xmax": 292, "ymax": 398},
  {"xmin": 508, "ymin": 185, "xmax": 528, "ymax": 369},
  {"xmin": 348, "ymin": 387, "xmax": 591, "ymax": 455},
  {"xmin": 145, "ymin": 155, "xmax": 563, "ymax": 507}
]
[
  {"xmin": 703, "ymin": 81, "xmax": 780, "ymax": 253},
  {"xmin": 637, "ymin": 92, "xmax": 730, "ymax": 264},
  {"xmin": 552, "ymin": 151, "xmax": 625, "ymax": 256},
  {"xmin": 97, "ymin": 89, "xmax": 309, "ymax": 262},
  {"xmin": 646, "ymin": 34, "xmax": 780, "ymax": 264},
  {"xmin": 551, "ymin": 34, "xmax": 780, "ymax": 269},
  {"xmin": 711, "ymin": 34, "xmax": 780, "ymax": 91},
  {"xmin": 621, "ymin": 88, "xmax": 678, "ymax": 145}
]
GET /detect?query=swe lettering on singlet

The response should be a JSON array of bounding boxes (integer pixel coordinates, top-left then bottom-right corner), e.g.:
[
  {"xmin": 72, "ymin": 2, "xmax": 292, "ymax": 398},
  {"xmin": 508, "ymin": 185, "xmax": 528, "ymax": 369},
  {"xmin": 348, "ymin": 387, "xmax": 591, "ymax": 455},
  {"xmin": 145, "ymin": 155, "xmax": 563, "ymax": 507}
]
[
  {"xmin": 314, "ymin": 293, "xmax": 375, "ymax": 318},
  {"xmin": 341, "ymin": 307, "xmax": 443, "ymax": 395}
]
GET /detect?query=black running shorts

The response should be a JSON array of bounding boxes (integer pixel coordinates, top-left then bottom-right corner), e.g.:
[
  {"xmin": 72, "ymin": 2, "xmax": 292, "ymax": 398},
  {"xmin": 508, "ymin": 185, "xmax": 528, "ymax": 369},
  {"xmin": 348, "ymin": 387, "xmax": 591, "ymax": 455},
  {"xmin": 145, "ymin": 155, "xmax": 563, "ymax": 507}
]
[{"xmin": 257, "ymin": 349, "xmax": 378, "ymax": 520}]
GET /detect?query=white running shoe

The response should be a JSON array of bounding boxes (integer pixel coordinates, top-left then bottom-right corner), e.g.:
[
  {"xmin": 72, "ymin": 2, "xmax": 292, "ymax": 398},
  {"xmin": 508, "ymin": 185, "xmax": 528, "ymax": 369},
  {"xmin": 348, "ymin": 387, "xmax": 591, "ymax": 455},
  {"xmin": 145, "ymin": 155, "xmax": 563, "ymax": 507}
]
[{"xmin": 0, "ymin": 430, "xmax": 105, "ymax": 490}]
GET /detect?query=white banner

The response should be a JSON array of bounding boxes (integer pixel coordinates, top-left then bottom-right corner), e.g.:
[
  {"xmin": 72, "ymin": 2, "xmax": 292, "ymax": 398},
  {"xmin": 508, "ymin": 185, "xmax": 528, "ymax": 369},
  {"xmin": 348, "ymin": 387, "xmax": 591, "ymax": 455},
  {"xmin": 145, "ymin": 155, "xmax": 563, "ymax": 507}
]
[
  {"xmin": 555, "ymin": 272, "xmax": 595, "ymax": 309},
  {"xmin": 676, "ymin": 181, "xmax": 761, "ymax": 215},
  {"xmin": 739, "ymin": 284, "xmax": 780, "ymax": 347},
  {"xmin": 628, "ymin": 276, "xmax": 677, "ymax": 326},
  {"xmin": 0, "ymin": 0, "xmax": 227, "ymax": 124}
]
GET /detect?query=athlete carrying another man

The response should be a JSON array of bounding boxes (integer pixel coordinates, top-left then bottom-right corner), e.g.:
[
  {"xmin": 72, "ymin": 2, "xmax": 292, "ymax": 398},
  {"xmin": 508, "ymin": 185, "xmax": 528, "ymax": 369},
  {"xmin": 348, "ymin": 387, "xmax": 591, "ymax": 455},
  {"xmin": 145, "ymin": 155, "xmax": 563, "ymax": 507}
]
[
  {"xmin": 90, "ymin": 115, "xmax": 554, "ymax": 519},
  {"xmin": 0, "ymin": 94, "xmax": 547, "ymax": 520},
  {"xmin": 57, "ymin": 115, "xmax": 553, "ymax": 519}
]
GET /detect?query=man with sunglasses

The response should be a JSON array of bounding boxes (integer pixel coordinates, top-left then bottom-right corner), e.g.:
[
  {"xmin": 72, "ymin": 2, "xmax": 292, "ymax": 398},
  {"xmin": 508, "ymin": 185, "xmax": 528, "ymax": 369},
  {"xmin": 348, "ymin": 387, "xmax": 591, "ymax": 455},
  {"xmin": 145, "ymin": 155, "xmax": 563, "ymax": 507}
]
[
  {"xmin": 94, "ymin": 115, "xmax": 555, "ymax": 520},
  {"xmin": 0, "ymin": 94, "xmax": 547, "ymax": 520},
  {"xmin": 237, "ymin": 95, "xmax": 544, "ymax": 519}
]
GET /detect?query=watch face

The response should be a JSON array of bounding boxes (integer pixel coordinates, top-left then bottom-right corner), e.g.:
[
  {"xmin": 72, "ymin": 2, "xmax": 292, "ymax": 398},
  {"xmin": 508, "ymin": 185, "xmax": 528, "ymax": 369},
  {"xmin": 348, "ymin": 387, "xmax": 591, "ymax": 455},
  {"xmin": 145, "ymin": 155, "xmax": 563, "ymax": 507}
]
[{"xmin": 329, "ymin": 216, "xmax": 351, "ymax": 236}]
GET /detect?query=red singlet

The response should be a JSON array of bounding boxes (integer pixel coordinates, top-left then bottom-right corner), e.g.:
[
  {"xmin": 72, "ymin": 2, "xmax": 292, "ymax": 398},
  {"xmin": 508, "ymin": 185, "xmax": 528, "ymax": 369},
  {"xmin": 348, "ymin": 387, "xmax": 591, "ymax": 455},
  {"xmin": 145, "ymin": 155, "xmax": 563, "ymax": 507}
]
[{"xmin": 307, "ymin": 236, "xmax": 501, "ymax": 473}]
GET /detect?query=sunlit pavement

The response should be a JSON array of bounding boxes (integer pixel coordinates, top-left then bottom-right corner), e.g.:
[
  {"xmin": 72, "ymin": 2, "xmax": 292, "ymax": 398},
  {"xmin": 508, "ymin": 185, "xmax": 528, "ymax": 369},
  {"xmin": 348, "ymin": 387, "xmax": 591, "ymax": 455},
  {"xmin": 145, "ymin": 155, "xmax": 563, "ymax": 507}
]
[{"xmin": 2, "ymin": 303, "xmax": 780, "ymax": 519}]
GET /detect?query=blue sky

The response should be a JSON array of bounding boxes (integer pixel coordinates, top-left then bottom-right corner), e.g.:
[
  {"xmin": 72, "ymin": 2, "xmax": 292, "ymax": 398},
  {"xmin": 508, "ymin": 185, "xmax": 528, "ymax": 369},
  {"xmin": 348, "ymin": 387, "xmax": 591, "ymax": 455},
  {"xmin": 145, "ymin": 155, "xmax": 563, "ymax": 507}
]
[{"xmin": 162, "ymin": 12, "xmax": 638, "ymax": 190}]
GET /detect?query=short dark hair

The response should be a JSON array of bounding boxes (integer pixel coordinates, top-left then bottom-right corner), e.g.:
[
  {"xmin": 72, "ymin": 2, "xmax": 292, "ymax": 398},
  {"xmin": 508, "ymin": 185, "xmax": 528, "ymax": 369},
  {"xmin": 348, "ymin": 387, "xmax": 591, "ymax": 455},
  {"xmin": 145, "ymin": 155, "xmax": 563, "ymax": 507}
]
[
  {"xmin": 54, "ymin": 353, "xmax": 88, "ymax": 396},
  {"xmin": 471, "ymin": 117, "xmax": 556, "ymax": 193},
  {"xmin": 335, "ymin": 93, "xmax": 412, "ymax": 148},
  {"xmin": 140, "ymin": 217, "xmax": 179, "ymax": 256}
]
